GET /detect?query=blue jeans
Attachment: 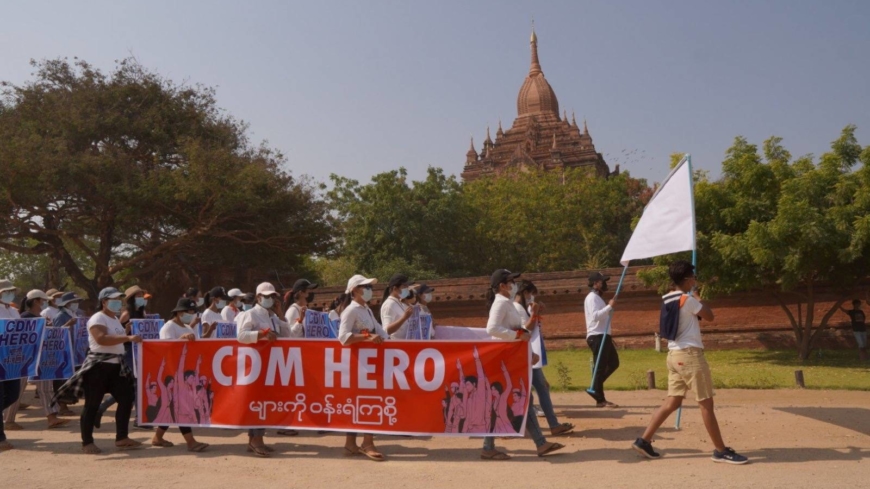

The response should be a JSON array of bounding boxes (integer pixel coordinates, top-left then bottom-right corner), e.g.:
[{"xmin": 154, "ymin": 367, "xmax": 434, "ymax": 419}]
[
  {"xmin": 0, "ymin": 379, "xmax": 22, "ymax": 442},
  {"xmin": 483, "ymin": 392, "xmax": 546, "ymax": 450},
  {"xmin": 532, "ymin": 368, "xmax": 560, "ymax": 429}
]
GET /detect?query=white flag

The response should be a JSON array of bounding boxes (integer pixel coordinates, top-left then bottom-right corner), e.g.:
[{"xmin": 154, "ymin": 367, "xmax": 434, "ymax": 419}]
[{"xmin": 620, "ymin": 156, "xmax": 695, "ymax": 266}]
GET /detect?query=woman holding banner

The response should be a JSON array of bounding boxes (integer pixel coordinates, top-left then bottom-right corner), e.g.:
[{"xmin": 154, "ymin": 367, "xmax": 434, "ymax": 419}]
[
  {"xmin": 513, "ymin": 281, "xmax": 574, "ymax": 436},
  {"xmin": 284, "ymin": 278, "xmax": 318, "ymax": 338},
  {"xmin": 339, "ymin": 274, "xmax": 389, "ymax": 461},
  {"xmin": 0, "ymin": 280, "xmax": 21, "ymax": 450},
  {"xmin": 201, "ymin": 287, "xmax": 229, "ymax": 338},
  {"xmin": 17, "ymin": 290, "xmax": 70, "ymax": 430},
  {"xmin": 382, "ymin": 273, "xmax": 415, "ymax": 340},
  {"xmin": 237, "ymin": 282, "xmax": 292, "ymax": 457},
  {"xmin": 152, "ymin": 298, "xmax": 209, "ymax": 452},
  {"xmin": 480, "ymin": 269, "xmax": 565, "ymax": 460}
]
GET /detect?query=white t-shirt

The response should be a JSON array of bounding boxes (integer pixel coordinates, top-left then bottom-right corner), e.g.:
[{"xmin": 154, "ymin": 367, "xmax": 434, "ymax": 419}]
[
  {"xmin": 284, "ymin": 303, "xmax": 305, "ymax": 338},
  {"xmin": 584, "ymin": 292, "xmax": 612, "ymax": 337},
  {"xmin": 87, "ymin": 311, "xmax": 126, "ymax": 361},
  {"xmin": 381, "ymin": 296, "xmax": 409, "ymax": 340},
  {"xmin": 0, "ymin": 304, "xmax": 20, "ymax": 319},
  {"xmin": 160, "ymin": 319, "xmax": 196, "ymax": 340},
  {"xmin": 668, "ymin": 295, "xmax": 705, "ymax": 350},
  {"xmin": 41, "ymin": 306, "xmax": 60, "ymax": 325},
  {"xmin": 221, "ymin": 305, "xmax": 238, "ymax": 323},
  {"xmin": 201, "ymin": 308, "xmax": 223, "ymax": 337},
  {"xmin": 339, "ymin": 301, "xmax": 388, "ymax": 345},
  {"xmin": 513, "ymin": 302, "xmax": 544, "ymax": 369},
  {"xmin": 486, "ymin": 294, "xmax": 523, "ymax": 340}
]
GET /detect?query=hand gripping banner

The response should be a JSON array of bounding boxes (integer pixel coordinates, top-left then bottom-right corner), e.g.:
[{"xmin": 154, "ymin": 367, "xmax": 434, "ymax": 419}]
[{"xmin": 137, "ymin": 339, "xmax": 531, "ymax": 437}]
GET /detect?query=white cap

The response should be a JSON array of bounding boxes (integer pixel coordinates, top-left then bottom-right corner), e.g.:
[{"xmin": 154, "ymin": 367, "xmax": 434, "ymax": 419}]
[
  {"xmin": 227, "ymin": 288, "xmax": 244, "ymax": 298},
  {"xmin": 345, "ymin": 274, "xmax": 378, "ymax": 294},
  {"xmin": 26, "ymin": 290, "xmax": 50, "ymax": 301},
  {"xmin": 255, "ymin": 282, "xmax": 279, "ymax": 296}
]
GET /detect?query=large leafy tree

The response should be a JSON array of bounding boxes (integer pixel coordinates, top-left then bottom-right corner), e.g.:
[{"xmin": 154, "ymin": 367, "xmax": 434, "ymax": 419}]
[{"xmin": 0, "ymin": 58, "xmax": 332, "ymax": 301}]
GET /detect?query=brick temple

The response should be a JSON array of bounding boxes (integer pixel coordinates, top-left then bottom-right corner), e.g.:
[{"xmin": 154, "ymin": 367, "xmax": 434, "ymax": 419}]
[{"xmin": 461, "ymin": 30, "xmax": 613, "ymax": 181}]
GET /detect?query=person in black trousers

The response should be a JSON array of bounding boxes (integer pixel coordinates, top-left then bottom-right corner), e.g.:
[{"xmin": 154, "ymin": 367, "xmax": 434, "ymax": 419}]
[{"xmin": 583, "ymin": 271, "xmax": 620, "ymax": 408}]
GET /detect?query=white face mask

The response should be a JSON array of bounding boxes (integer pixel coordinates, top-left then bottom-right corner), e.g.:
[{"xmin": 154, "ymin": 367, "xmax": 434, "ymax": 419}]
[
  {"xmin": 1, "ymin": 292, "xmax": 15, "ymax": 304},
  {"xmin": 40, "ymin": 301, "xmax": 49, "ymax": 311},
  {"xmin": 259, "ymin": 296, "xmax": 274, "ymax": 309},
  {"xmin": 68, "ymin": 303, "xmax": 79, "ymax": 312},
  {"xmin": 196, "ymin": 298, "xmax": 204, "ymax": 307},
  {"xmin": 529, "ymin": 295, "xmax": 536, "ymax": 304},
  {"xmin": 181, "ymin": 313, "xmax": 195, "ymax": 324},
  {"xmin": 361, "ymin": 288, "xmax": 373, "ymax": 302},
  {"xmin": 509, "ymin": 283, "xmax": 518, "ymax": 299},
  {"xmin": 233, "ymin": 299, "xmax": 241, "ymax": 308},
  {"xmin": 216, "ymin": 300, "xmax": 227, "ymax": 309},
  {"xmin": 423, "ymin": 293, "xmax": 432, "ymax": 303}
]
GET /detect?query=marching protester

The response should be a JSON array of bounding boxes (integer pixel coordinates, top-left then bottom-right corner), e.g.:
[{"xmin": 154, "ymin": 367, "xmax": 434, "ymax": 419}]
[
  {"xmin": 0, "ymin": 279, "xmax": 19, "ymax": 319},
  {"xmin": 328, "ymin": 292, "xmax": 348, "ymax": 323},
  {"xmin": 381, "ymin": 273, "xmax": 415, "ymax": 340},
  {"xmin": 414, "ymin": 284, "xmax": 434, "ymax": 315},
  {"xmin": 221, "ymin": 288, "xmax": 245, "ymax": 323},
  {"xmin": 55, "ymin": 287, "xmax": 143, "ymax": 454},
  {"xmin": 53, "ymin": 292, "xmax": 83, "ymax": 415},
  {"xmin": 201, "ymin": 287, "xmax": 229, "ymax": 338},
  {"xmin": 234, "ymin": 292, "xmax": 256, "ymax": 327},
  {"xmin": 584, "ymin": 271, "xmax": 620, "ymax": 408},
  {"xmin": 840, "ymin": 299, "xmax": 867, "ymax": 361},
  {"xmin": 152, "ymin": 298, "xmax": 209, "ymax": 452},
  {"xmin": 284, "ymin": 278, "xmax": 319, "ymax": 338},
  {"xmin": 1, "ymin": 280, "xmax": 24, "ymax": 435},
  {"xmin": 41, "ymin": 289, "xmax": 64, "ymax": 326},
  {"xmin": 339, "ymin": 274, "xmax": 389, "ymax": 461},
  {"xmin": 184, "ymin": 287, "xmax": 204, "ymax": 309},
  {"xmin": 632, "ymin": 260, "xmax": 748, "ymax": 464},
  {"xmin": 237, "ymin": 282, "xmax": 292, "ymax": 457},
  {"xmin": 15, "ymin": 290, "xmax": 70, "ymax": 430},
  {"xmin": 481, "ymin": 269, "xmax": 565, "ymax": 460},
  {"xmin": 514, "ymin": 281, "xmax": 573, "ymax": 436}
]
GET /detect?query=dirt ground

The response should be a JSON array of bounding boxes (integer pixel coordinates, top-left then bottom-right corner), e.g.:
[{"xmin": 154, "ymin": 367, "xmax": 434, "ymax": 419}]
[{"xmin": 3, "ymin": 387, "xmax": 868, "ymax": 489}]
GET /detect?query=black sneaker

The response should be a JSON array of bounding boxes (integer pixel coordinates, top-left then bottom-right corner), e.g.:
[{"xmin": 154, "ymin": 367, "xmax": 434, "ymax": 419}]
[
  {"xmin": 712, "ymin": 447, "xmax": 749, "ymax": 465},
  {"xmin": 632, "ymin": 438, "xmax": 661, "ymax": 459}
]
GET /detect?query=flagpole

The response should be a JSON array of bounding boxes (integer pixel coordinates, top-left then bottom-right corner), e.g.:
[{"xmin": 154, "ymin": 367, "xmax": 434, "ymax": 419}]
[
  {"xmin": 675, "ymin": 153, "xmax": 696, "ymax": 431},
  {"xmin": 587, "ymin": 265, "xmax": 628, "ymax": 398}
]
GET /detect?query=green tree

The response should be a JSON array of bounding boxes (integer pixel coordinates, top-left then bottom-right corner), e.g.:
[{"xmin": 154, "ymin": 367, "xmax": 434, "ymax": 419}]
[{"xmin": 0, "ymin": 58, "xmax": 332, "ymax": 301}]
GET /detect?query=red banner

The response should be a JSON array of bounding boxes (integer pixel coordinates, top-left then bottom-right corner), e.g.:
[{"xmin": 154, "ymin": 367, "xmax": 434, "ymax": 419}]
[{"xmin": 137, "ymin": 339, "xmax": 531, "ymax": 436}]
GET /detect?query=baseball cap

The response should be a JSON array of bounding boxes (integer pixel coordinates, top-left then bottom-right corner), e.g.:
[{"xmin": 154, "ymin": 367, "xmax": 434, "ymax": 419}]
[
  {"xmin": 57, "ymin": 292, "xmax": 82, "ymax": 306},
  {"xmin": 227, "ymin": 288, "xmax": 244, "ymax": 298},
  {"xmin": 255, "ymin": 282, "xmax": 279, "ymax": 296},
  {"xmin": 415, "ymin": 283, "xmax": 435, "ymax": 295},
  {"xmin": 98, "ymin": 287, "xmax": 124, "ymax": 301},
  {"xmin": 345, "ymin": 274, "xmax": 378, "ymax": 294},
  {"xmin": 490, "ymin": 269, "xmax": 521, "ymax": 289},
  {"xmin": 291, "ymin": 279, "xmax": 319, "ymax": 294},
  {"xmin": 26, "ymin": 290, "xmax": 51, "ymax": 301},
  {"xmin": 172, "ymin": 298, "xmax": 198, "ymax": 313},
  {"xmin": 588, "ymin": 271, "xmax": 610, "ymax": 286},
  {"xmin": 208, "ymin": 286, "xmax": 229, "ymax": 300},
  {"xmin": 387, "ymin": 274, "xmax": 414, "ymax": 290}
]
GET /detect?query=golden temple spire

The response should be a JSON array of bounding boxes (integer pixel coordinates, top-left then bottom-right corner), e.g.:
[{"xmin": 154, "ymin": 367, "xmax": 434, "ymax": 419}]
[{"xmin": 529, "ymin": 23, "xmax": 542, "ymax": 76}]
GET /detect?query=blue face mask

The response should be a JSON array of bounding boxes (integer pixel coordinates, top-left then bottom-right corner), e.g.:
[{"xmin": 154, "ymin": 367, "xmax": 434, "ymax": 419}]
[
  {"xmin": 399, "ymin": 288, "xmax": 410, "ymax": 299},
  {"xmin": 181, "ymin": 313, "xmax": 195, "ymax": 324},
  {"xmin": 135, "ymin": 297, "xmax": 147, "ymax": 308},
  {"xmin": 107, "ymin": 299, "xmax": 123, "ymax": 313},
  {"xmin": 1, "ymin": 292, "xmax": 16, "ymax": 304},
  {"xmin": 243, "ymin": 304, "xmax": 253, "ymax": 311}
]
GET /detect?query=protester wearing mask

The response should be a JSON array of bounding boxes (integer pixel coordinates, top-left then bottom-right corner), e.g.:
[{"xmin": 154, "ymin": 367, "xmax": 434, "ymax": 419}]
[
  {"xmin": 53, "ymin": 292, "xmax": 83, "ymax": 415},
  {"xmin": 584, "ymin": 271, "xmax": 619, "ymax": 408},
  {"xmin": 414, "ymin": 284, "xmax": 435, "ymax": 315},
  {"xmin": 41, "ymin": 289, "xmax": 64, "ymax": 326},
  {"xmin": 12, "ymin": 290, "xmax": 71, "ymax": 430},
  {"xmin": 221, "ymin": 288, "xmax": 245, "ymax": 323},
  {"xmin": 0, "ymin": 279, "xmax": 24, "ymax": 444},
  {"xmin": 151, "ymin": 298, "xmax": 209, "ymax": 452},
  {"xmin": 234, "ymin": 292, "xmax": 256, "ymax": 327},
  {"xmin": 481, "ymin": 269, "xmax": 565, "ymax": 460},
  {"xmin": 514, "ymin": 281, "xmax": 574, "ymax": 436},
  {"xmin": 237, "ymin": 282, "xmax": 291, "ymax": 456},
  {"xmin": 381, "ymin": 274, "xmax": 415, "ymax": 340},
  {"xmin": 339, "ymin": 274, "xmax": 388, "ymax": 461},
  {"xmin": 54, "ymin": 287, "xmax": 143, "ymax": 454},
  {"xmin": 0, "ymin": 279, "xmax": 21, "ymax": 319},
  {"xmin": 201, "ymin": 287, "xmax": 229, "ymax": 338},
  {"xmin": 284, "ymin": 279, "xmax": 318, "ymax": 338}
]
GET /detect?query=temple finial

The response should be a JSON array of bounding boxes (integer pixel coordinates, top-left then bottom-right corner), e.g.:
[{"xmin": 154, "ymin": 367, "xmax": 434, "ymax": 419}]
[
  {"xmin": 583, "ymin": 118, "xmax": 589, "ymax": 135},
  {"xmin": 529, "ymin": 23, "xmax": 542, "ymax": 75}
]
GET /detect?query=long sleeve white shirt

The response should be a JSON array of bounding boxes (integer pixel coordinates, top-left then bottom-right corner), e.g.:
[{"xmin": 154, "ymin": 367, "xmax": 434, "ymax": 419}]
[
  {"xmin": 584, "ymin": 291, "xmax": 612, "ymax": 337},
  {"xmin": 237, "ymin": 304, "xmax": 291, "ymax": 344},
  {"xmin": 382, "ymin": 296, "xmax": 409, "ymax": 340},
  {"xmin": 486, "ymin": 294, "xmax": 523, "ymax": 340},
  {"xmin": 220, "ymin": 305, "xmax": 238, "ymax": 323},
  {"xmin": 0, "ymin": 304, "xmax": 20, "ymax": 319},
  {"xmin": 338, "ymin": 301, "xmax": 388, "ymax": 345},
  {"xmin": 284, "ymin": 303, "xmax": 305, "ymax": 338}
]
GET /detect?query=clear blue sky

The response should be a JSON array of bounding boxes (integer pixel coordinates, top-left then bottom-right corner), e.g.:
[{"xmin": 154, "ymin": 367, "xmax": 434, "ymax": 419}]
[{"xmin": 2, "ymin": 0, "xmax": 868, "ymax": 186}]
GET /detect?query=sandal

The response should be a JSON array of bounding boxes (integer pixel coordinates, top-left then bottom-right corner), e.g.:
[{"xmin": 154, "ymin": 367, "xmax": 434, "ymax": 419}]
[
  {"xmin": 247, "ymin": 443, "xmax": 271, "ymax": 457},
  {"xmin": 480, "ymin": 449, "xmax": 511, "ymax": 460},
  {"xmin": 81, "ymin": 443, "xmax": 102, "ymax": 455},
  {"xmin": 58, "ymin": 409, "xmax": 76, "ymax": 416},
  {"xmin": 359, "ymin": 444, "xmax": 386, "ymax": 462},
  {"xmin": 276, "ymin": 429, "xmax": 298, "ymax": 436},
  {"xmin": 550, "ymin": 423, "xmax": 575, "ymax": 436},
  {"xmin": 48, "ymin": 419, "xmax": 71, "ymax": 429},
  {"xmin": 344, "ymin": 446, "xmax": 361, "ymax": 457},
  {"xmin": 115, "ymin": 439, "xmax": 144, "ymax": 450},
  {"xmin": 187, "ymin": 442, "xmax": 209, "ymax": 453},
  {"xmin": 4, "ymin": 422, "xmax": 23, "ymax": 431},
  {"xmin": 537, "ymin": 442, "xmax": 566, "ymax": 457},
  {"xmin": 151, "ymin": 439, "xmax": 175, "ymax": 448}
]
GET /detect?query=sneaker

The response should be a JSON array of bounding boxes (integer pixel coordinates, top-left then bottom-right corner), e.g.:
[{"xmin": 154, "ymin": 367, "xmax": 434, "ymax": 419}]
[
  {"xmin": 632, "ymin": 438, "xmax": 661, "ymax": 459},
  {"xmin": 534, "ymin": 405, "xmax": 545, "ymax": 417},
  {"xmin": 712, "ymin": 447, "xmax": 749, "ymax": 465}
]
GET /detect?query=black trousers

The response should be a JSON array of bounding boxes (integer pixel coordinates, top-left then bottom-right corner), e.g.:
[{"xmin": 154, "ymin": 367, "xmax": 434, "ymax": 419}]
[
  {"xmin": 0, "ymin": 379, "xmax": 22, "ymax": 443},
  {"xmin": 81, "ymin": 363, "xmax": 134, "ymax": 446},
  {"xmin": 587, "ymin": 334, "xmax": 620, "ymax": 403},
  {"xmin": 159, "ymin": 425, "xmax": 192, "ymax": 435}
]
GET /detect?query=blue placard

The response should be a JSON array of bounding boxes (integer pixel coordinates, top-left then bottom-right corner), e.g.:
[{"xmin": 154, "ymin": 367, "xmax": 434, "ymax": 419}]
[
  {"xmin": 73, "ymin": 317, "xmax": 90, "ymax": 366},
  {"xmin": 145, "ymin": 313, "xmax": 161, "ymax": 320},
  {"xmin": 0, "ymin": 317, "xmax": 46, "ymax": 380},
  {"xmin": 31, "ymin": 327, "xmax": 75, "ymax": 381},
  {"xmin": 304, "ymin": 310, "xmax": 338, "ymax": 339},
  {"xmin": 405, "ymin": 306, "xmax": 433, "ymax": 340},
  {"xmin": 131, "ymin": 318, "xmax": 164, "ymax": 378},
  {"xmin": 212, "ymin": 321, "xmax": 237, "ymax": 339}
]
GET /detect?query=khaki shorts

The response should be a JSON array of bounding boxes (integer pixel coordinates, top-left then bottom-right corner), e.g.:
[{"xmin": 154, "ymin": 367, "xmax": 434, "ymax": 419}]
[{"xmin": 667, "ymin": 348, "xmax": 714, "ymax": 401}]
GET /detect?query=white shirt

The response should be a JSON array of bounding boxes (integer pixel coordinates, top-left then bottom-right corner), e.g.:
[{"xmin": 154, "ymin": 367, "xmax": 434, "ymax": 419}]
[
  {"xmin": 221, "ymin": 305, "xmax": 238, "ymax": 323},
  {"xmin": 87, "ymin": 311, "xmax": 126, "ymax": 361},
  {"xmin": 486, "ymin": 294, "xmax": 523, "ymax": 340},
  {"xmin": 382, "ymin": 296, "xmax": 409, "ymax": 340},
  {"xmin": 584, "ymin": 292, "xmax": 612, "ymax": 337},
  {"xmin": 201, "ymin": 308, "xmax": 223, "ymax": 336},
  {"xmin": 41, "ymin": 306, "xmax": 60, "ymax": 325},
  {"xmin": 339, "ymin": 301, "xmax": 388, "ymax": 345},
  {"xmin": 0, "ymin": 303, "xmax": 20, "ymax": 319},
  {"xmin": 237, "ymin": 304, "xmax": 291, "ymax": 344},
  {"xmin": 160, "ymin": 319, "xmax": 196, "ymax": 340},
  {"xmin": 513, "ymin": 302, "xmax": 544, "ymax": 369},
  {"xmin": 669, "ymin": 295, "xmax": 705, "ymax": 350},
  {"xmin": 284, "ymin": 303, "xmax": 305, "ymax": 338}
]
